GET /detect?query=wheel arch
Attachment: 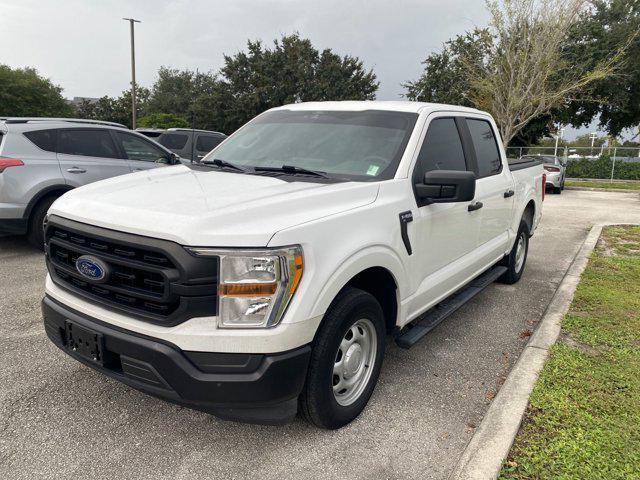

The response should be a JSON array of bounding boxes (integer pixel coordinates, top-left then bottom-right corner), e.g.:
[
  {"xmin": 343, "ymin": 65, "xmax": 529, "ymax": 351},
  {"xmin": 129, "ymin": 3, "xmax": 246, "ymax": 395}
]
[
  {"xmin": 309, "ymin": 246, "xmax": 407, "ymax": 336},
  {"xmin": 24, "ymin": 184, "xmax": 73, "ymax": 220}
]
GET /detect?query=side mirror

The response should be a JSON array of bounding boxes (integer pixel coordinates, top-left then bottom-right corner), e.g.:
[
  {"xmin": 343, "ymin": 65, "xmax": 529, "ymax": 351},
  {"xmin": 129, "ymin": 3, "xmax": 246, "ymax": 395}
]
[
  {"xmin": 415, "ymin": 170, "xmax": 476, "ymax": 204},
  {"xmin": 169, "ymin": 153, "xmax": 181, "ymax": 165}
]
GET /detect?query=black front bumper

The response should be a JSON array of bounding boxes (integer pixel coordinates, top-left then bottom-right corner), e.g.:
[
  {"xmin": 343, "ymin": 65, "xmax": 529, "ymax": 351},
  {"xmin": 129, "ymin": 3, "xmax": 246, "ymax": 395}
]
[{"xmin": 42, "ymin": 295, "xmax": 311, "ymax": 425}]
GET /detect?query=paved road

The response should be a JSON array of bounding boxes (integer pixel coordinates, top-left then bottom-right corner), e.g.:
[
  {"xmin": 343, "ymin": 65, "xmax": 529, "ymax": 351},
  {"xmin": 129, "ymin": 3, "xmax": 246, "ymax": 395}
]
[{"xmin": 1, "ymin": 189, "xmax": 639, "ymax": 480}]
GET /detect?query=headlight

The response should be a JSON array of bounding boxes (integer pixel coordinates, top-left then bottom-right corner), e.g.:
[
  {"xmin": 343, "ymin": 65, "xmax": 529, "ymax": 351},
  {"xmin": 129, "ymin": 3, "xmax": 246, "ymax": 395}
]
[{"xmin": 187, "ymin": 246, "xmax": 303, "ymax": 328}]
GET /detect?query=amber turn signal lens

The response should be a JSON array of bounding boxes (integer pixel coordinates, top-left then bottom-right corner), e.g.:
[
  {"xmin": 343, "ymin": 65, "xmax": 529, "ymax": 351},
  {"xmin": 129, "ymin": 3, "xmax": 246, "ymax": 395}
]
[
  {"xmin": 290, "ymin": 254, "xmax": 303, "ymax": 294},
  {"xmin": 219, "ymin": 282, "xmax": 278, "ymax": 297}
]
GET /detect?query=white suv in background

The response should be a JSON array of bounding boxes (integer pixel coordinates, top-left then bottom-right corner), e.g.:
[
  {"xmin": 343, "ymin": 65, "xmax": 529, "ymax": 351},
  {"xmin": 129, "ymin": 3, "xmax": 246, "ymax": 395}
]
[{"xmin": 0, "ymin": 118, "xmax": 181, "ymax": 248}]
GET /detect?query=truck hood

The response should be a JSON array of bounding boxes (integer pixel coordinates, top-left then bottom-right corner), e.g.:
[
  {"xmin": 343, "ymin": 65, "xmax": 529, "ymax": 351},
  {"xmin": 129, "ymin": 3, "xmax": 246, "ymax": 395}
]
[{"xmin": 49, "ymin": 165, "xmax": 380, "ymax": 246}]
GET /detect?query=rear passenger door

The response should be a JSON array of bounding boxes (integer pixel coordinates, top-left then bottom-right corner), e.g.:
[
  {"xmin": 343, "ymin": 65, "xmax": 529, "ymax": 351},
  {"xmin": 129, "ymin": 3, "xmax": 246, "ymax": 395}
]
[
  {"xmin": 464, "ymin": 117, "xmax": 512, "ymax": 257},
  {"xmin": 56, "ymin": 129, "xmax": 131, "ymax": 187},
  {"xmin": 112, "ymin": 131, "xmax": 173, "ymax": 171}
]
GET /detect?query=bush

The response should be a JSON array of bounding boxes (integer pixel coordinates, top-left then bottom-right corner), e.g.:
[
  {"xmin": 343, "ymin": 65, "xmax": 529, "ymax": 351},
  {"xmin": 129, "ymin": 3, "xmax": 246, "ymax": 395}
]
[
  {"xmin": 566, "ymin": 156, "xmax": 640, "ymax": 180},
  {"xmin": 137, "ymin": 112, "xmax": 189, "ymax": 129}
]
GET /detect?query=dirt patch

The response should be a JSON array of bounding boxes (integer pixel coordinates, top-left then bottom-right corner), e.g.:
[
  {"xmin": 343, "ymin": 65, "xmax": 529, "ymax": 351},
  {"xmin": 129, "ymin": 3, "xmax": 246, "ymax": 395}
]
[{"xmin": 558, "ymin": 331, "xmax": 607, "ymax": 356}]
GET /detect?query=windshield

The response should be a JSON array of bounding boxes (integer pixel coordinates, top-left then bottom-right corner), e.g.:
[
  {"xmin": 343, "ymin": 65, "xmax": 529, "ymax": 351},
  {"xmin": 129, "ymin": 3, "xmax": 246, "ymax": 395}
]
[{"xmin": 204, "ymin": 110, "xmax": 418, "ymax": 181}]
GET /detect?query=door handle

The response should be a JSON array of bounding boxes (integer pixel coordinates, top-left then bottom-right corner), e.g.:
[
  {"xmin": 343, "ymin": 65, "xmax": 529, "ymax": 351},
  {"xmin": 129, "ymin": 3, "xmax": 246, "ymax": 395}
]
[
  {"xmin": 66, "ymin": 167, "xmax": 86, "ymax": 174},
  {"xmin": 133, "ymin": 168, "xmax": 143, "ymax": 171},
  {"xmin": 504, "ymin": 189, "xmax": 515, "ymax": 198},
  {"xmin": 468, "ymin": 201, "xmax": 483, "ymax": 212}
]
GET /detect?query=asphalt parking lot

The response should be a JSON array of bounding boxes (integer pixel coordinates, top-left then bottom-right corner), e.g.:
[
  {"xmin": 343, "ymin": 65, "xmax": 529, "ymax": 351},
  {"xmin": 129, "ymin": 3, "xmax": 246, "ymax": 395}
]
[{"xmin": 1, "ymin": 189, "xmax": 639, "ymax": 480}]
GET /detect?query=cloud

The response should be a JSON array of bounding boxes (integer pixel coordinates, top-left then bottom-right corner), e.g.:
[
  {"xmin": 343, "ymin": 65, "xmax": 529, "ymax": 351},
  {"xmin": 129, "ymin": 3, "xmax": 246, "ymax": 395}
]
[{"xmin": 0, "ymin": 0, "xmax": 488, "ymax": 100}]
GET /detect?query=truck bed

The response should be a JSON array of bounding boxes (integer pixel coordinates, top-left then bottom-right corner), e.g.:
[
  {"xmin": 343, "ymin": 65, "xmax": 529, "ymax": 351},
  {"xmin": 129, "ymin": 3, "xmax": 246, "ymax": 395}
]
[{"xmin": 508, "ymin": 157, "xmax": 542, "ymax": 171}]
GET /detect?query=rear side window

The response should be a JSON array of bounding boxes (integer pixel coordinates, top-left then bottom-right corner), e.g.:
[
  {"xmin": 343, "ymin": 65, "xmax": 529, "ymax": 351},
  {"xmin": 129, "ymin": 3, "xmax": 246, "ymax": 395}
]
[
  {"xmin": 412, "ymin": 118, "xmax": 467, "ymax": 184},
  {"xmin": 159, "ymin": 133, "xmax": 188, "ymax": 150},
  {"xmin": 467, "ymin": 119, "xmax": 502, "ymax": 177},
  {"xmin": 58, "ymin": 129, "xmax": 119, "ymax": 158},
  {"xmin": 195, "ymin": 135, "xmax": 223, "ymax": 152},
  {"xmin": 24, "ymin": 129, "xmax": 57, "ymax": 152}
]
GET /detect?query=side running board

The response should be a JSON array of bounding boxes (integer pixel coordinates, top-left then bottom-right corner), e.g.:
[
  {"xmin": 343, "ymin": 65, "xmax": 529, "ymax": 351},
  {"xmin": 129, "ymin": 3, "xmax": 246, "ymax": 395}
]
[{"xmin": 395, "ymin": 266, "xmax": 508, "ymax": 349}]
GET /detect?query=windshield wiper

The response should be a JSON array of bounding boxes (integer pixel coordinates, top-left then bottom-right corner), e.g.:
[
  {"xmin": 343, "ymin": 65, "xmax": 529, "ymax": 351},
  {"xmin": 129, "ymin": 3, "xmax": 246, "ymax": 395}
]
[
  {"xmin": 201, "ymin": 158, "xmax": 248, "ymax": 172},
  {"xmin": 253, "ymin": 165, "xmax": 329, "ymax": 178}
]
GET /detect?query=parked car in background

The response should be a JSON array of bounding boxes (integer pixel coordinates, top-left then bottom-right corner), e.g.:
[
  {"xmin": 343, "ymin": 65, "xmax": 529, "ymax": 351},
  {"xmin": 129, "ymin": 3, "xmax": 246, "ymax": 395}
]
[
  {"xmin": 135, "ymin": 127, "xmax": 165, "ymax": 139},
  {"xmin": 157, "ymin": 128, "xmax": 227, "ymax": 162},
  {"xmin": 0, "ymin": 118, "xmax": 181, "ymax": 248},
  {"xmin": 521, "ymin": 154, "xmax": 565, "ymax": 193}
]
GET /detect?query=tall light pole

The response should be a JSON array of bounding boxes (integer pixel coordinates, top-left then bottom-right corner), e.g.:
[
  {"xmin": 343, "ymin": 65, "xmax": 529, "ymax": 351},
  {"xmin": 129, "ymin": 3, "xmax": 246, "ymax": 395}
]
[
  {"xmin": 123, "ymin": 18, "xmax": 141, "ymax": 129},
  {"xmin": 589, "ymin": 132, "xmax": 598, "ymax": 156},
  {"xmin": 554, "ymin": 125, "xmax": 564, "ymax": 157}
]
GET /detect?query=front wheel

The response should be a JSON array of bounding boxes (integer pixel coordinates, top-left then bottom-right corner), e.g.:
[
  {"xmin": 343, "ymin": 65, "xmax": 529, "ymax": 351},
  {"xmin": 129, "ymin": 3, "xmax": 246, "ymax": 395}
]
[
  {"xmin": 27, "ymin": 195, "xmax": 57, "ymax": 251},
  {"xmin": 299, "ymin": 287, "xmax": 386, "ymax": 429},
  {"xmin": 498, "ymin": 220, "xmax": 530, "ymax": 284}
]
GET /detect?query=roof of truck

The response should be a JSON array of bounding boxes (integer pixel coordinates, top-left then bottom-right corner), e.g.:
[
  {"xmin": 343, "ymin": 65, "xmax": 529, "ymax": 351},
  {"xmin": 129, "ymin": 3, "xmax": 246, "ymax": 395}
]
[{"xmin": 271, "ymin": 101, "xmax": 486, "ymax": 115}]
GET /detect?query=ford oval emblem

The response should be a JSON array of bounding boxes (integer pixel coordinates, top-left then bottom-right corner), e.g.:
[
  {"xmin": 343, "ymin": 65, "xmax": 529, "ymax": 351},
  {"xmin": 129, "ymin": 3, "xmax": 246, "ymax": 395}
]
[{"xmin": 75, "ymin": 255, "xmax": 109, "ymax": 282}]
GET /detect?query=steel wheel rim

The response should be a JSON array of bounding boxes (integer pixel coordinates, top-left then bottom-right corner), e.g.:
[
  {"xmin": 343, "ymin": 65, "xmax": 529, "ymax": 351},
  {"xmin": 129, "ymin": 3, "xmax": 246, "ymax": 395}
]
[
  {"xmin": 332, "ymin": 318, "xmax": 377, "ymax": 406},
  {"xmin": 514, "ymin": 233, "xmax": 526, "ymax": 273}
]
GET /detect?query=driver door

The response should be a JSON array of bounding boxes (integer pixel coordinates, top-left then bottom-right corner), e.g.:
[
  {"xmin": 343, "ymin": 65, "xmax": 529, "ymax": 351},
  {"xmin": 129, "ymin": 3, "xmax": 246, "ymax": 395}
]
[
  {"xmin": 112, "ymin": 131, "xmax": 174, "ymax": 171},
  {"xmin": 406, "ymin": 115, "xmax": 481, "ymax": 320}
]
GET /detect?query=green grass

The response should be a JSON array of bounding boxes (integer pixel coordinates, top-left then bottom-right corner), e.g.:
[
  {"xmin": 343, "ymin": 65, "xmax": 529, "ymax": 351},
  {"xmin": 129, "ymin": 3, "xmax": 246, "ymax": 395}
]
[
  {"xmin": 565, "ymin": 179, "xmax": 640, "ymax": 190},
  {"xmin": 499, "ymin": 225, "xmax": 640, "ymax": 480}
]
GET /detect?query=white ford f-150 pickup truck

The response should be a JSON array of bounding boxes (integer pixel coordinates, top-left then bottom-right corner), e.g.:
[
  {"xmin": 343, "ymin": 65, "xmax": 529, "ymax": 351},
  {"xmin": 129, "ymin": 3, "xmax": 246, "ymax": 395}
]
[{"xmin": 41, "ymin": 101, "xmax": 544, "ymax": 429}]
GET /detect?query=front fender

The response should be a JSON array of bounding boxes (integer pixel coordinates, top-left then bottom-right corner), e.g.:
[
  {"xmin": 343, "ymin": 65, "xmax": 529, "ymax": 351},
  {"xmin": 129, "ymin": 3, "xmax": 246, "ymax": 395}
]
[{"xmin": 309, "ymin": 244, "xmax": 408, "ymax": 320}]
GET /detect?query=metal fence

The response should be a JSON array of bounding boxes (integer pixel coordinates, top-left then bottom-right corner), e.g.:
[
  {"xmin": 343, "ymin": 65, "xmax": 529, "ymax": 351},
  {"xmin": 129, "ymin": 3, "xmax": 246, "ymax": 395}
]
[
  {"xmin": 505, "ymin": 145, "xmax": 640, "ymax": 182},
  {"xmin": 505, "ymin": 145, "xmax": 640, "ymax": 163}
]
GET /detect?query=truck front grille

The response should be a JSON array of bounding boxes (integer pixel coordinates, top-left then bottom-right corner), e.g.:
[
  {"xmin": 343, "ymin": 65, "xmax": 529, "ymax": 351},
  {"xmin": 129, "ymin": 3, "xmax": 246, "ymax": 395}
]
[{"xmin": 45, "ymin": 216, "xmax": 219, "ymax": 326}]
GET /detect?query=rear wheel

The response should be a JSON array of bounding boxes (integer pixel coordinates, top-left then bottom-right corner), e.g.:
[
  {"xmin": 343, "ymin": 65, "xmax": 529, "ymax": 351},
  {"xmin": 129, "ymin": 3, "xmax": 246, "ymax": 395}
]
[
  {"xmin": 26, "ymin": 195, "xmax": 58, "ymax": 250},
  {"xmin": 498, "ymin": 220, "xmax": 530, "ymax": 284},
  {"xmin": 299, "ymin": 287, "xmax": 385, "ymax": 429}
]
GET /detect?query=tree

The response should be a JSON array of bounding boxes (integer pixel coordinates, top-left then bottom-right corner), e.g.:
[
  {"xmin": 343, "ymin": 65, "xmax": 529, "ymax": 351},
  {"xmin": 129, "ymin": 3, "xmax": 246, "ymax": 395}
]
[
  {"xmin": 405, "ymin": 27, "xmax": 553, "ymax": 144},
  {"xmin": 137, "ymin": 112, "xmax": 189, "ymax": 129},
  {"xmin": 74, "ymin": 86, "xmax": 149, "ymax": 128},
  {"xmin": 145, "ymin": 67, "xmax": 218, "ymax": 122},
  {"xmin": 0, "ymin": 65, "xmax": 73, "ymax": 117},
  {"xmin": 464, "ymin": 0, "xmax": 624, "ymax": 146},
  {"xmin": 560, "ymin": 0, "xmax": 640, "ymax": 137},
  {"xmin": 210, "ymin": 34, "xmax": 378, "ymax": 133},
  {"xmin": 404, "ymin": 28, "xmax": 493, "ymax": 106}
]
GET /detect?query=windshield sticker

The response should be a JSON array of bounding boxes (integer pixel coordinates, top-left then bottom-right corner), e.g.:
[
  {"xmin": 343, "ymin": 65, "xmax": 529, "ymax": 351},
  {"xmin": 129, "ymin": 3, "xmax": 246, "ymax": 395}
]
[{"xmin": 366, "ymin": 165, "xmax": 380, "ymax": 176}]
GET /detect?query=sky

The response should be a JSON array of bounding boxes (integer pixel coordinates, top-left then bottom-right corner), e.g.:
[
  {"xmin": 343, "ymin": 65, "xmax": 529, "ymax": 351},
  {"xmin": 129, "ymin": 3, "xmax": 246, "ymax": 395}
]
[{"xmin": 0, "ymin": 0, "xmax": 614, "ymax": 140}]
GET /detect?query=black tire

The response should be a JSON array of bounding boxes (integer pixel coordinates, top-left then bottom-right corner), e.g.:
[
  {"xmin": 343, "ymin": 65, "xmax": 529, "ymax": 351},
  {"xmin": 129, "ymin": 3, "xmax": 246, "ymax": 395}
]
[
  {"xmin": 555, "ymin": 185, "xmax": 562, "ymax": 194},
  {"xmin": 299, "ymin": 287, "xmax": 386, "ymax": 429},
  {"xmin": 26, "ymin": 195, "xmax": 57, "ymax": 250},
  {"xmin": 498, "ymin": 220, "xmax": 530, "ymax": 285}
]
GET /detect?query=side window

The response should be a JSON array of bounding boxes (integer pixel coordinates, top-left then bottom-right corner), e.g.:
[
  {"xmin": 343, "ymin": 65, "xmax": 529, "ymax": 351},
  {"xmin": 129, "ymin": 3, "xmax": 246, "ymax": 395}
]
[
  {"xmin": 114, "ymin": 131, "xmax": 170, "ymax": 163},
  {"xmin": 195, "ymin": 135, "xmax": 224, "ymax": 152},
  {"xmin": 24, "ymin": 129, "xmax": 57, "ymax": 152},
  {"xmin": 467, "ymin": 119, "xmax": 502, "ymax": 177},
  {"xmin": 412, "ymin": 118, "xmax": 467, "ymax": 185},
  {"xmin": 158, "ymin": 133, "xmax": 188, "ymax": 150},
  {"xmin": 58, "ymin": 129, "xmax": 119, "ymax": 158}
]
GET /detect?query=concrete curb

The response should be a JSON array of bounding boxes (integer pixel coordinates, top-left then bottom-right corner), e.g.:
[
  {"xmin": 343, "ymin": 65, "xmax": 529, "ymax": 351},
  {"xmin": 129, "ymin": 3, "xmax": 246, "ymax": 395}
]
[
  {"xmin": 448, "ymin": 224, "xmax": 604, "ymax": 480},
  {"xmin": 565, "ymin": 186, "xmax": 639, "ymax": 193}
]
